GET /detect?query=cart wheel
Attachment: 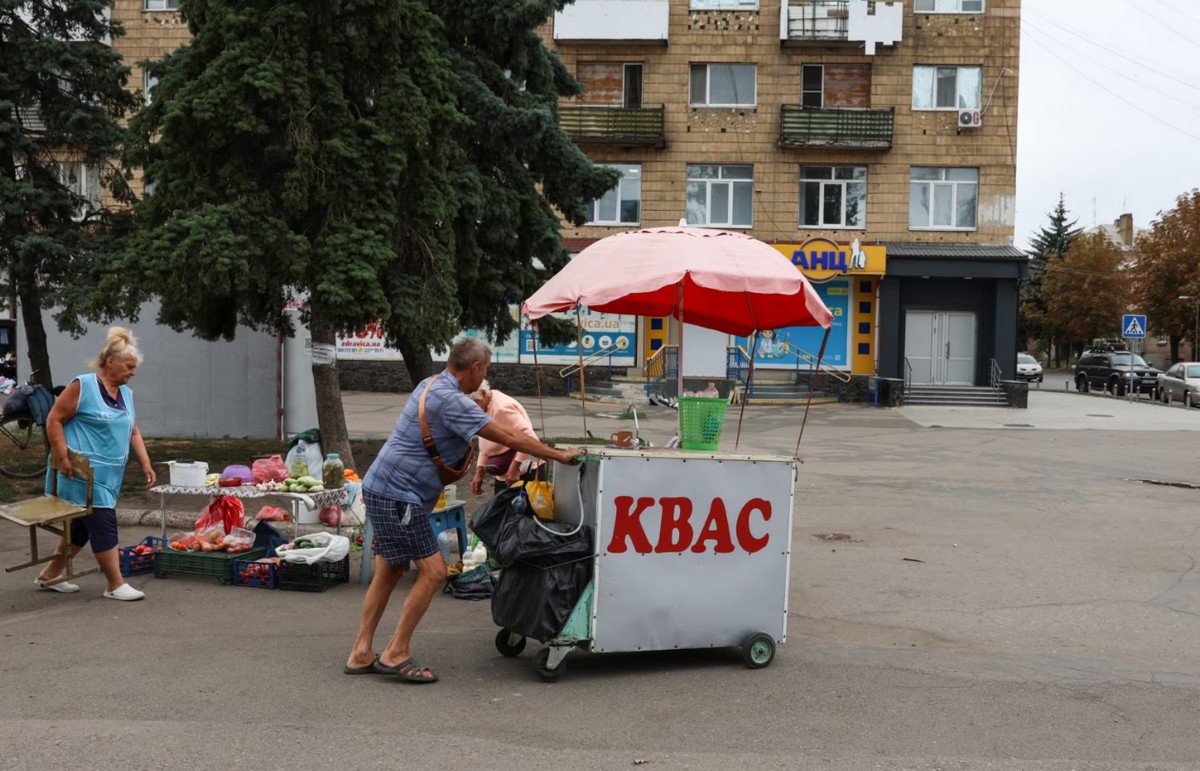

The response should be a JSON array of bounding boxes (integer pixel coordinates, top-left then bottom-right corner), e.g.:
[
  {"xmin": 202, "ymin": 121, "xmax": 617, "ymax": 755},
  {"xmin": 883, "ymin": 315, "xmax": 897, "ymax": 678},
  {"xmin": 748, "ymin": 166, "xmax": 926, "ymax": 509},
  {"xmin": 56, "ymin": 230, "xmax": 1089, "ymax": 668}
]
[
  {"xmin": 534, "ymin": 647, "xmax": 564, "ymax": 682},
  {"xmin": 495, "ymin": 629, "xmax": 527, "ymax": 657},
  {"xmin": 742, "ymin": 632, "xmax": 776, "ymax": 669}
]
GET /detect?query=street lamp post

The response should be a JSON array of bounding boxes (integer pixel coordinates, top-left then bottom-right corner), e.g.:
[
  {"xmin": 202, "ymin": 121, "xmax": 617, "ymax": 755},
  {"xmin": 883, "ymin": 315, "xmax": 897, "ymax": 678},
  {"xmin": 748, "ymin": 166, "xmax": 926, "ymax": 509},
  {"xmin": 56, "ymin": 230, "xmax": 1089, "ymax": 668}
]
[{"xmin": 1180, "ymin": 295, "xmax": 1200, "ymax": 361}]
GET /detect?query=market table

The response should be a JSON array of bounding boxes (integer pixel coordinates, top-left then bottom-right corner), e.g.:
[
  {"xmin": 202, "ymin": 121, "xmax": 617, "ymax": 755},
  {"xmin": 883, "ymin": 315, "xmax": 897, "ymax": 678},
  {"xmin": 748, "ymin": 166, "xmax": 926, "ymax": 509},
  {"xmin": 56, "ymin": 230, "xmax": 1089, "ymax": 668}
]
[
  {"xmin": 150, "ymin": 484, "xmax": 349, "ymax": 540},
  {"xmin": 0, "ymin": 452, "xmax": 98, "ymax": 586}
]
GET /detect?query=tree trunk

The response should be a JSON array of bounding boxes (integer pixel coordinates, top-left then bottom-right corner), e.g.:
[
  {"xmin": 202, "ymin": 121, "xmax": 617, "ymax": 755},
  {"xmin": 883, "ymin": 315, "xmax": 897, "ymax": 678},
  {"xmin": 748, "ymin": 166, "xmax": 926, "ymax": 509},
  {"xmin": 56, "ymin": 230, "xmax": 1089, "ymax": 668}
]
[
  {"xmin": 309, "ymin": 314, "xmax": 355, "ymax": 473},
  {"xmin": 16, "ymin": 277, "xmax": 53, "ymax": 388},
  {"xmin": 1170, "ymin": 335, "xmax": 1180, "ymax": 364},
  {"xmin": 395, "ymin": 334, "xmax": 435, "ymax": 388}
]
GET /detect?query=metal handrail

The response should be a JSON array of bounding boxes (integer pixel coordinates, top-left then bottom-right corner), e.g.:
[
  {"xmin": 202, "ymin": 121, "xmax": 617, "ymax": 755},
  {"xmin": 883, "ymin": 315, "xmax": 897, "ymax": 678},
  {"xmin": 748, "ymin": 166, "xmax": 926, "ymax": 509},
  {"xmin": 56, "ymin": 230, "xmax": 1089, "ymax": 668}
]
[
  {"xmin": 989, "ymin": 358, "xmax": 1003, "ymax": 394},
  {"xmin": 643, "ymin": 345, "xmax": 678, "ymax": 390},
  {"xmin": 903, "ymin": 357, "xmax": 913, "ymax": 404},
  {"xmin": 558, "ymin": 342, "xmax": 625, "ymax": 379},
  {"xmin": 779, "ymin": 341, "xmax": 852, "ymax": 383}
]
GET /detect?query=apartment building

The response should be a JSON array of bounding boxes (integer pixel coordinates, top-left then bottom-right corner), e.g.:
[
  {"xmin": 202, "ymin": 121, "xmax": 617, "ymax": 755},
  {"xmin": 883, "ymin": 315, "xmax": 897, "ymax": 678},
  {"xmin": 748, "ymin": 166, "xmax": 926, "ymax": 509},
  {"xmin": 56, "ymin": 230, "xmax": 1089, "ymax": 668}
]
[{"xmin": 549, "ymin": 0, "xmax": 1026, "ymax": 387}]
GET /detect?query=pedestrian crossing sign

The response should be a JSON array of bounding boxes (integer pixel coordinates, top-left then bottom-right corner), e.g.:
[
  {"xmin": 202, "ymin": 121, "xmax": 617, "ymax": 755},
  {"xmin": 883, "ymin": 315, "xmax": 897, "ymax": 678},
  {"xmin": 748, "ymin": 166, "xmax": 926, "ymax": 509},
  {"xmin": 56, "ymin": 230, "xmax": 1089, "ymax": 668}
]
[{"xmin": 1121, "ymin": 314, "xmax": 1146, "ymax": 339}]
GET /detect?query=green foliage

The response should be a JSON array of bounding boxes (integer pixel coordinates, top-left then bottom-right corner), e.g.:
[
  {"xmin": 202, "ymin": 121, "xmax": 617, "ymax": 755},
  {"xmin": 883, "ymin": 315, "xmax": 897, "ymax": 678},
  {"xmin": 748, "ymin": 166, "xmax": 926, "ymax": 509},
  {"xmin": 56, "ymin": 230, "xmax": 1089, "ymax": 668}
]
[
  {"xmin": 1020, "ymin": 194, "xmax": 1084, "ymax": 351},
  {"xmin": 0, "ymin": 0, "xmax": 141, "ymax": 373}
]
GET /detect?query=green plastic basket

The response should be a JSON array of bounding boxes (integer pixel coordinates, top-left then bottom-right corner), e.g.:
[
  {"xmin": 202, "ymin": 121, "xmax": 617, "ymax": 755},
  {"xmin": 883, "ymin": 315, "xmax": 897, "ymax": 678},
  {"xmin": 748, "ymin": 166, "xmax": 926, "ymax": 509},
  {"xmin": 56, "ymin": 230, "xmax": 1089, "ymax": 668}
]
[
  {"xmin": 678, "ymin": 396, "xmax": 727, "ymax": 451},
  {"xmin": 154, "ymin": 547, "xmax": 266, "ymax": 585}
]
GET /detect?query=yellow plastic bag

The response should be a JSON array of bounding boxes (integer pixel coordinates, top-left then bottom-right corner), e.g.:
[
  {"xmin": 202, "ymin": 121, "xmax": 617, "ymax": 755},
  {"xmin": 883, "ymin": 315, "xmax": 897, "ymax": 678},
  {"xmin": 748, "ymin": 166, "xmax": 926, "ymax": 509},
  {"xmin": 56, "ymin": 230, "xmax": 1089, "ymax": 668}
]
[{"xmin": 525, "ymin": 480, "xmax": 554, "ymax": 520}]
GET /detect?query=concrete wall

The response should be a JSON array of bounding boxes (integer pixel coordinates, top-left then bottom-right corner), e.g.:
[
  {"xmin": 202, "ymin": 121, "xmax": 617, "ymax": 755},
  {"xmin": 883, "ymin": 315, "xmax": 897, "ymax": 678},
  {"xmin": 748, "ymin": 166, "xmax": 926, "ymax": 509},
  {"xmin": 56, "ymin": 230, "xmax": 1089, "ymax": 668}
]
[{"xmin": 17, "ymin": 302, "xmax": 279, "ymax": 438}]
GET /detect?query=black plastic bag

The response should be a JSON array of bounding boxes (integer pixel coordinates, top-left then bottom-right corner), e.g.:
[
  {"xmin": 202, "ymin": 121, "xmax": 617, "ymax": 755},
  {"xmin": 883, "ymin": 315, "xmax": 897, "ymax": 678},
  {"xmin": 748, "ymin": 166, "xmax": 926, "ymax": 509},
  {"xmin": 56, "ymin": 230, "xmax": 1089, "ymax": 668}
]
[
  {"xmin": 471, "ymin": 485, "xmax": 590, "ymax": 568},
  {"xmin": 492, "ymin": 560, "xmax": 591, "ymax": 643}
]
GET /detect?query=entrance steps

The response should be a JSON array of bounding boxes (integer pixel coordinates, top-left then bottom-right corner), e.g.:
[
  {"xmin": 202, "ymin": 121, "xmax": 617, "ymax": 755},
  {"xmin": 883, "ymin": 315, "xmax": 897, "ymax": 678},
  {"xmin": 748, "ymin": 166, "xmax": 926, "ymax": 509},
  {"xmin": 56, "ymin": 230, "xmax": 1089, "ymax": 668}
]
[{"xmin": 905, "ymin": 384, "xmax": 1007, "ymax": 406}]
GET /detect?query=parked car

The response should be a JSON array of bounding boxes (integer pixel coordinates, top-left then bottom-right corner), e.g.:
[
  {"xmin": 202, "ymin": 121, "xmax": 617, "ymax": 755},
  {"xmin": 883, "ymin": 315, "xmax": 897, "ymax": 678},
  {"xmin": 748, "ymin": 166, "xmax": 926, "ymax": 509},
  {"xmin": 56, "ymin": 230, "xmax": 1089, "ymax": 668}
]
[
  {"xmin": 1073, "ymin": 349, "xmax": 1162, "ymax": 396},
  {"xmin": 1015, "ymin": 353, "xmax": 1043, "ymax": 383},
  {"xmin": 1156, "ymin": 362, "xmax": 1200, "ymax": 407}
]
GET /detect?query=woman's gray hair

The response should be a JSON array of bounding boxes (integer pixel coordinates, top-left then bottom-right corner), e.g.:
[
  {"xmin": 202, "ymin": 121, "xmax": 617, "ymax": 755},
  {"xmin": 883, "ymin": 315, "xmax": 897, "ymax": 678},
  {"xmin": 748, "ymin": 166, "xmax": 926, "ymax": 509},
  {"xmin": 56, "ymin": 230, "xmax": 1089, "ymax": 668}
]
[
  {"xmin": 447, "ymin": 336, "xmax": 491, "ymax": 371},
  {"xmin": 467, "ymin": 379, "xmax": 491, "ymax": 401}
]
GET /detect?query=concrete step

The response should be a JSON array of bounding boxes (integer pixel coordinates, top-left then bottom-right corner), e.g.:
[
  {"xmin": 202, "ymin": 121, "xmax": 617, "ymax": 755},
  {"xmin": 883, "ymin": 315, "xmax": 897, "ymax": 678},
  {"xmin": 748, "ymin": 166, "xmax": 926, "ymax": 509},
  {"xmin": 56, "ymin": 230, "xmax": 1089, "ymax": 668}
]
[{"xmin": 905, "ymin": 385, "xmax": 1007, "ymax": 407}]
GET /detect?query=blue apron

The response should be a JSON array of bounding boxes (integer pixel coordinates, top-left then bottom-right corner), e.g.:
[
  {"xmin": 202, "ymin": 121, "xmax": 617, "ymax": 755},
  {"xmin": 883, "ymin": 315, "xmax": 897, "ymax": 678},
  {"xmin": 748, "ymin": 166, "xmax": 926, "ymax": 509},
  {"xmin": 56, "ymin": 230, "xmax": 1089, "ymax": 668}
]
[{"xmin": 46, "ymin": 373, "xmax": 135, "ymax": 508}]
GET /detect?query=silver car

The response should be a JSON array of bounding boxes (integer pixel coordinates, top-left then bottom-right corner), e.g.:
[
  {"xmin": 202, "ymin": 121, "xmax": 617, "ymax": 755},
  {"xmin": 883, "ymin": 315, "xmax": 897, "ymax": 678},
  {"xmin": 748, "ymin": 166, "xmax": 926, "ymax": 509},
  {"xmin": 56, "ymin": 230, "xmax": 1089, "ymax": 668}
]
[
  {"xmin": 1157, "ymin": 362, "xmax": 1200, "ymax": 407},
  {"xmin": 1016, "ymin": 353, "xmax": 1043, "ymax": 383}
]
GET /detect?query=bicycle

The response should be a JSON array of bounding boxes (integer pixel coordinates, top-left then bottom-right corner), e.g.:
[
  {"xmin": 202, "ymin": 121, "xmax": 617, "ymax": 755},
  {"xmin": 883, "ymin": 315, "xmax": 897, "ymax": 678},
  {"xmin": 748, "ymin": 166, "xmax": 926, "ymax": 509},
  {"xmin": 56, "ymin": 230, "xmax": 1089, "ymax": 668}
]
[{"xmin": 0, "ymin": 375, "xmax": 60, "ymax": 479}]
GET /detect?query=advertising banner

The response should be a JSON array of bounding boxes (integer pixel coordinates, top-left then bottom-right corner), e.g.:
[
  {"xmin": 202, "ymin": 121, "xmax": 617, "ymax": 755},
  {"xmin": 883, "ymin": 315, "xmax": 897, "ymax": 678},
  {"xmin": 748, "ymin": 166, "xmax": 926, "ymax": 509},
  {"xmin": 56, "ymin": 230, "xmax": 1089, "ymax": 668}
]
[
  {"xmin": 518, "ymin": 307, "xmax": 637, "ymax": 366},
  {"xmin": 733, "ymin": 280, "xmax": 850, "ymax": 369}
]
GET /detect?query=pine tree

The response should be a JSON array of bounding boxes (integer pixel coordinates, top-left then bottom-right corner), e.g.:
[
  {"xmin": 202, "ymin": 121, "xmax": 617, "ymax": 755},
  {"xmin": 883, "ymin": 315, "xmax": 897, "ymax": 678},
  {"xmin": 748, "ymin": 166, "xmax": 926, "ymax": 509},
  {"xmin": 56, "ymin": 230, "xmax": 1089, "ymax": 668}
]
[
  {"xmin": 0, "ymin": 0, "xmax": 140, "ymax": 387},
  {"xmin": 117, "ymin": 0, "xmax": 617, "ymax": 464},
  {"xmin": 1020, "ymin": 194, "xmax": 1084, "ymax": 365}
]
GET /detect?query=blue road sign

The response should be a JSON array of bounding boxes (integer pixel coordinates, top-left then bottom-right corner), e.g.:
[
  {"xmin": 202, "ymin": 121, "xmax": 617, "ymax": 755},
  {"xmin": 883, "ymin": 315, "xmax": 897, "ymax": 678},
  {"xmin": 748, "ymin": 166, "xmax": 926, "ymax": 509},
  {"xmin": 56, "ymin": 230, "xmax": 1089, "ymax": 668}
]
[{"xmin": 1122, "ymin": 314, "xmax": 1147, "ymax": 339}]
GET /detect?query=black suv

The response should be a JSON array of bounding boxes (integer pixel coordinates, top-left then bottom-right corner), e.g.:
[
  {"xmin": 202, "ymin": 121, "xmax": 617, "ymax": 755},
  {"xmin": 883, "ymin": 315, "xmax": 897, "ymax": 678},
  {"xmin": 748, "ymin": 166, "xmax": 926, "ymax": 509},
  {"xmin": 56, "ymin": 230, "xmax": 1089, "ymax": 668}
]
[{"xmin": 1074, "ymin": 346, "xmax": 1162, "ymax": 396}]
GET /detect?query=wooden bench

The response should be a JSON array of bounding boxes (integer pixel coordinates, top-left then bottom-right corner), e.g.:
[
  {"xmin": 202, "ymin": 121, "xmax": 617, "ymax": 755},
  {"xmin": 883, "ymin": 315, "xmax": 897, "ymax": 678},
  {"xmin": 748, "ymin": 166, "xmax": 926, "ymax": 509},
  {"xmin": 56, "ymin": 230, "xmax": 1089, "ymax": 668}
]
[{"xmin": 0, "ymin": 451, "xmax": 97, "ymax": 586}]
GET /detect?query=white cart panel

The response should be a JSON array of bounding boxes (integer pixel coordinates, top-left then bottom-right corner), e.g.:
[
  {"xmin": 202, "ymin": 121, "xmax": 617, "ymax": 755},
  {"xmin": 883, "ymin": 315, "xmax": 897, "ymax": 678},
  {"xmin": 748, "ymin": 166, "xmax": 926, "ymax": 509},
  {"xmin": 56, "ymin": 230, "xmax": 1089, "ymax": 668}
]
[{"xmin": 587, "ymin": 453, "xmax": 795, "ymax": 654}]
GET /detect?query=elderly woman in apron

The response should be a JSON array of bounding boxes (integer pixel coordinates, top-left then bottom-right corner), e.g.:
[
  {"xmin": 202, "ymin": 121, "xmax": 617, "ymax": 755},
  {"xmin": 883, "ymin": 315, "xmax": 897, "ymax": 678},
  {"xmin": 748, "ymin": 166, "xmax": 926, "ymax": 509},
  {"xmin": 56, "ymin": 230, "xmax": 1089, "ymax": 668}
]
[{"xmin": 34, "ymin": 327, "xmax": 156, "ymax": 601}]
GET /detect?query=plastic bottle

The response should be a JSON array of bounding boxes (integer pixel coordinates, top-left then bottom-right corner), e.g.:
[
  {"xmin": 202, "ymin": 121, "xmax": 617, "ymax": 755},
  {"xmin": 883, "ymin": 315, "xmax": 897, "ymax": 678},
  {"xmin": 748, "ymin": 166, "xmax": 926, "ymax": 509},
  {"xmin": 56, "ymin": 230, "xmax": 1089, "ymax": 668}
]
[
  {"xmin": 322, "ymin": 453, "xmax": 345, "ymax": 489},
  {"xmin": 436, "ymin": 531, "xmax": 454, "ymax": 565}
]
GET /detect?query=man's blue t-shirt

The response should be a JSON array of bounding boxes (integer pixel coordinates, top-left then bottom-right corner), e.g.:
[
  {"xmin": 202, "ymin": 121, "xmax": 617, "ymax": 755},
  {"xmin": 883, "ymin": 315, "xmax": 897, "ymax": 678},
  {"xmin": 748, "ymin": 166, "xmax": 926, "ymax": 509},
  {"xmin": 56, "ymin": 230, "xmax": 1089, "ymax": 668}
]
[{"xmin": 363, "ymin": 371, "xmax": 492, "ymax": 506}]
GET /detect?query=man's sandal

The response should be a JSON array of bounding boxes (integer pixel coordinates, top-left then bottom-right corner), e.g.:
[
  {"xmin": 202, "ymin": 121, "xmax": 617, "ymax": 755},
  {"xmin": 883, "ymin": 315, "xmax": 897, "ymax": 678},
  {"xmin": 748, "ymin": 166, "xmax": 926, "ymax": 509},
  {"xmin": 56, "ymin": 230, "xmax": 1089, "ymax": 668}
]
[
  {"xmin": 374, "ymin": 656, "xmax": 438, "ymax": 683},
  {"xmin": 343, "ymin": 655, "xmax": 381, "ymax": 675}
]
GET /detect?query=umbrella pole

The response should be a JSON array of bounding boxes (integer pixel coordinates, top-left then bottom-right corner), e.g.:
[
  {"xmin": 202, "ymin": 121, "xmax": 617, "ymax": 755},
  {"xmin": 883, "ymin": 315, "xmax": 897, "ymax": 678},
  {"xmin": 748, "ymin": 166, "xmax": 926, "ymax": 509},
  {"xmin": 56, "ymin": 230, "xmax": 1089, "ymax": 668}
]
[
  {"xmin": 734, "ymin": 331, "xmax": 760, "ymax": 451},
  {"xmin": 576, "ymin": 306, "xmax": 588, "ymax": 441},
  {"xmin": 675, "ymin": 280, "xmax": 685, "ymax": 411},
  {"xmin": 793, "ymin": 326, "xmax": 831, "ymax": 457}
]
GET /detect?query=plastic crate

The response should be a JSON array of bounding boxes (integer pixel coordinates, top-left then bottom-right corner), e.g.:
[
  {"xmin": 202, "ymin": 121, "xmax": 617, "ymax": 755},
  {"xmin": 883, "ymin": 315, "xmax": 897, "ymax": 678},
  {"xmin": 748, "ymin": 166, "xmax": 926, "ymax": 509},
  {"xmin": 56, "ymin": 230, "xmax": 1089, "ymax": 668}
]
[
  {"xmin": 154, "ymin": 547, "xmax": 266, "ymax": 585},
  {"xmin": 678, "ymin": 396, "xmax": 728, "ymax": 451},
  {"xmin": 233, "ymin": 558, "xmax": 278, "ymax": 589},
  {"xmin": 118, "ymin": 536, "xmax": 168, "ymax": 577},
  {"xmin": 278, "ymin": 555, "xmax": 350, "ymax": 592}
]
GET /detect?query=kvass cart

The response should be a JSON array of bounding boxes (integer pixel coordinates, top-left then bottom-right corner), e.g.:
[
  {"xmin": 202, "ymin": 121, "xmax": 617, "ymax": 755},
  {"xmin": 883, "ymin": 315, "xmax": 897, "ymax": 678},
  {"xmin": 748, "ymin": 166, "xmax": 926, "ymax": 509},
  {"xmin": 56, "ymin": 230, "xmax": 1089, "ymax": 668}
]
[{"xmin": 487, "ymin": 226, "xmax": 832, "ymax": 680}]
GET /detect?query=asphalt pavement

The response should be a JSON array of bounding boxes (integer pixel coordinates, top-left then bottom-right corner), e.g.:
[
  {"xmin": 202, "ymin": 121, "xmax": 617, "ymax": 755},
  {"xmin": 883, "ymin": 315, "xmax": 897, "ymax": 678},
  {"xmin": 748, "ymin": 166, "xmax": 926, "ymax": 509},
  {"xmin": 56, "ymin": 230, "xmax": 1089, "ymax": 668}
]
[{"xmin": 2, "ymin": 388, "xmax": 1199, "ymax": 770}]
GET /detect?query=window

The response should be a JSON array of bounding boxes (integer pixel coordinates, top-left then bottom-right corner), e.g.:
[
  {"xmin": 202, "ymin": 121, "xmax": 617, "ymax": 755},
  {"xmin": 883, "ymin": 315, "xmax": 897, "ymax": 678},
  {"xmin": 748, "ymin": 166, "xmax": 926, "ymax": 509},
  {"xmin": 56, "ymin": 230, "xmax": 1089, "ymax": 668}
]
[
  {"xmin": 689, "ymin": 64, "xmax": 756, "ymax": 107},
  {"xmin": 802, "ymin": 65, "xmax": 823, "ymax": 108},
  {"xmin": 686, "ymin": 165, "xmax": 753, "ymax": 228},
  {"xmin": 800, "ymin": 166, "xmax": 866, "ymax": 229},
  {"xmin": 909, "ymin": 167, "xmax": 977, "ymax": 230},
  {"xmin": 57, "ymin": 162, "xmax": 101, "ymax": 218},
  {"xmin": 691, "ymin": 0, "xmax": 759, "ymax": 8},
  {"xmin": 915, "ymin": 0, "xmax": 984, "ymax": 12},
  {"xmin": 623, "ymin": 64, "xmax": 643, "ymax": 109},
  {"xmin": 586, "ymin": 164, "xmax": 641, "ymax": 226},
  {"xmin": 912, "ymin": 66, "xmax": 981, "ymax": 110},
  {"xmin": 144, "ymin": 0, "xmax": 179, "ymax": 9},
  {"xmin": 143, "ymin": 70, "xmax": 159, "ymax": 106},
  {"xmin": 577, "ymin": 62, "xmax": 643, "ymax": 108}
]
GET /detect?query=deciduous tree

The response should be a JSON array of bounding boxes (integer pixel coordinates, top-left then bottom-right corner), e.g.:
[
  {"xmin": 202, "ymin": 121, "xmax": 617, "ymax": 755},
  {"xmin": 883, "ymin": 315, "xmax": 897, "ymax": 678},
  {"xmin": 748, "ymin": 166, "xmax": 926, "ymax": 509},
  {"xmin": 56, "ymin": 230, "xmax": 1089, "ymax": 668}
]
[
  {"xmin": 1041, "ymin": 231, "xmax": 1128, "ymax": 348},
  {"xmin": 1132, "ymin": 190, "xmax": 1200, "ymax": 363}
]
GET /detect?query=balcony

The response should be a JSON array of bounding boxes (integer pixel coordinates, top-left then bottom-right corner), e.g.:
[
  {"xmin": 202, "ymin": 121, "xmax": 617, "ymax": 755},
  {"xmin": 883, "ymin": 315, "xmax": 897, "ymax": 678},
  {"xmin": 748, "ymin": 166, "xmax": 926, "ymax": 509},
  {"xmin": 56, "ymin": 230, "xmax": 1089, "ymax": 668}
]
[
  {"xmin": 554, "ymin": 0, "xmax": 670, "ymax": 45},
  {"xmin": 559, "ymin": 106, "xmax": 667, "ymax": 148},
  {"xmin": 780, "ymin": 0, "xmax": 902, "ymax": 53},
  {"xmin": 779, "ymin": 105, "xmax": 894, "ymax": 150}
]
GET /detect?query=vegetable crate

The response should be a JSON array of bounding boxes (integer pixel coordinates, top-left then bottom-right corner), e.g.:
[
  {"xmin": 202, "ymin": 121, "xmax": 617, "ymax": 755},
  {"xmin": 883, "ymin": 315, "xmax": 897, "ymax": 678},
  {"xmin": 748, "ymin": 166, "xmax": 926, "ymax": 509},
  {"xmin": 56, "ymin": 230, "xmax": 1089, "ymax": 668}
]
[
  {"xmin": 154, "ymin": 547, "xmax": 266, "ymax": 585},
  {"xmin": 278, "ymin": 556, "xmax": 350, "ymax": 592},
  {"xmin": 118, "ymin": 536, "xmax": 168, "ymax": 577},
  {"xmin": 233, "ymin": 559, "xmax": 278, "ymax": 589}
]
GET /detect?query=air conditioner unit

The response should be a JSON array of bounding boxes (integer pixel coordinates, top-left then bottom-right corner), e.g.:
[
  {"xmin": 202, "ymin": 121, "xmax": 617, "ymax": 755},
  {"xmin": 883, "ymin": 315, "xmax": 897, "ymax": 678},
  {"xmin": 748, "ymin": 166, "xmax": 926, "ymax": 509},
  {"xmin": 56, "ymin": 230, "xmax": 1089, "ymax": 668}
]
[{"xmin": 958, "ymin": 109, "xmax": 982, "ymax": 129}]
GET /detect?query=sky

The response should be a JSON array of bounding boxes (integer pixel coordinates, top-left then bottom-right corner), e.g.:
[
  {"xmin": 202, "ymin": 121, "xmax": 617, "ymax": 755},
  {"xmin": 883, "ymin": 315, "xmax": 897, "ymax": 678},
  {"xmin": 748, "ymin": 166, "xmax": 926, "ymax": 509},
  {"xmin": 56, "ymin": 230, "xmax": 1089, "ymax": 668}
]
[{"xmin": 1015, "ymin": 0, "xmax": 1200, "ymax": 251}]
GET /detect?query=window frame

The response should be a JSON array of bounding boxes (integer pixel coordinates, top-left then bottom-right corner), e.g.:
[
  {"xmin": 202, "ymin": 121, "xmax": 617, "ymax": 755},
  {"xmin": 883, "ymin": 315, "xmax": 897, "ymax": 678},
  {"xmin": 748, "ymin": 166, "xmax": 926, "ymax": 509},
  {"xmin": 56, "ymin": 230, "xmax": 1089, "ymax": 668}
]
[
  {"xmin": 57, "ymin": 161, "xmax": 101, "ymax": 220},
  {"xmin": 799, "ymin": 165, "xmax": 868, "ymax": 230},
  {"xmin": 908, "ymin": 167, "xmax": 979, "ymax": 231},
  {"xmin": 685, "ymin": 164, "xmax": 754, "ymax": 229},
  {"xmin": 912, "ymin": 65, "xmax": 982, "ymax": 111},
  {"xmin": 689, "ymin": 63, "xmax": 757, "ymax": 108},
  {"xmin": 585, "ymin": 163, "xmax": 642, "ymax": 227},
  {"xmin": 143, "ymin": 69, "xmax": 159, "ymax": 106},
  {"xmin": 914, "ymin": 0, "xmax": 984, "ymax": 12},
  {"xmin": 623, "ymin": 63, "xmax": 643, "ymax": 109},
  {"xmin": 690, "ymin": 0, "xmax": 759, "ymax": 9},
  {"xmin": 143, "ymin": 0, "xmax": 179, "ymax": 10},
  {"xmin": 801, "ymin": 64, "xmax": 824, "ymax": 108}
]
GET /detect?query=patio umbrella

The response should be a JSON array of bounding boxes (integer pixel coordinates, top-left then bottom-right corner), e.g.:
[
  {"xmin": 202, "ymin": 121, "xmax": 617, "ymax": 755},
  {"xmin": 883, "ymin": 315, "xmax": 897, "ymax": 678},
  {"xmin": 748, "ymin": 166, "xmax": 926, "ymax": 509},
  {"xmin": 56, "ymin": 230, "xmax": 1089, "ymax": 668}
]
[
  {"xmin": 522, "ymin": 226, "xmax": 834, "ymax": 450},
  {"xmin": 522, "ymin": 226, "xmax": 832, "ymax": 335}
]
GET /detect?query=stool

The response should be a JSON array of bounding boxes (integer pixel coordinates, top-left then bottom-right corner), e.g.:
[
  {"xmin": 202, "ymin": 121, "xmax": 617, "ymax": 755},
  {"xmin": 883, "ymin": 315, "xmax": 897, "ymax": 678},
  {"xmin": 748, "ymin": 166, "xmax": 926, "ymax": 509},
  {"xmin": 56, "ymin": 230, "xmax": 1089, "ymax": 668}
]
[
  {"xmin": 358, "ymin": 502, "xmax": 469, "ymax": 585},
  {"xmin": 429, "ymin": 502, "xmax": 468, "ymax": 555}
]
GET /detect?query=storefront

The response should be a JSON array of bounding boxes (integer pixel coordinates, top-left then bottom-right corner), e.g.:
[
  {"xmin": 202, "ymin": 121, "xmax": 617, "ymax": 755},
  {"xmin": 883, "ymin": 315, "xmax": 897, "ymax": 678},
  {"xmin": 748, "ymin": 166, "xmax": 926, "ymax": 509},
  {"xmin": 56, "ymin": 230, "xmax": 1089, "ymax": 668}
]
[{"xmin": 876, "ymin": 244, "xmax": 1028, "ymax": 386}]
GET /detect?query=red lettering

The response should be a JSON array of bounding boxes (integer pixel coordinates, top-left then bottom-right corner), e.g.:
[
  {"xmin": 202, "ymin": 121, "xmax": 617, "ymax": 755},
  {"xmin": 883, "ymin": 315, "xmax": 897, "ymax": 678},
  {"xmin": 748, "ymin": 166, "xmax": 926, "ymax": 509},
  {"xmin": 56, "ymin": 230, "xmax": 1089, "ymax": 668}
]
[
  {"xmin": 655, "ymin": 497, "xmax": 694, "ymax": 553},
  {"xmin": 691, "ymin": 498, "xmax": 735, "ymax": 554},
  {"xmin": 736, "ymin": 498, "xmax": 771, "ymax": 553},
  {"xmin": 607, "ymin": 496, "xmax": 655, "ymax": 554}
]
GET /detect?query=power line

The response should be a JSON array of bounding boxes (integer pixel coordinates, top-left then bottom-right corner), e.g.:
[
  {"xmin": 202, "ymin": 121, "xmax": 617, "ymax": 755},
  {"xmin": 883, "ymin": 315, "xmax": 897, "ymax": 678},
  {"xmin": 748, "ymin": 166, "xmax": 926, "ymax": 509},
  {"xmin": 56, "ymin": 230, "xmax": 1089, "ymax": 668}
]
[
  {"xmin": 1022, "ymin": 32, "xmax": 1200, "ymax": 144},
  {"xmin": 1022, "ymin": 20, "xmax": 1200, "ymax": 115},
  {"xmin": 1124, "ymin": 0, "xmax": 1200, "ymax": 54},
  {"xmin": 1025, "ymin": 7, "xmax": 1200, "ymax": 93}
]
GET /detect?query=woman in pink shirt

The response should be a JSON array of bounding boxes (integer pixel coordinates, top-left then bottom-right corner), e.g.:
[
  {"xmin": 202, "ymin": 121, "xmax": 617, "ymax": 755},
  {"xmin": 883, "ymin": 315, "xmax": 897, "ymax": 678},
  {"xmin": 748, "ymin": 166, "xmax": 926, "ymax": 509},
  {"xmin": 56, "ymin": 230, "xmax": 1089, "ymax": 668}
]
[{"xmin": 468, "ymin": 381, "xmax": 542, "ymax": 495}]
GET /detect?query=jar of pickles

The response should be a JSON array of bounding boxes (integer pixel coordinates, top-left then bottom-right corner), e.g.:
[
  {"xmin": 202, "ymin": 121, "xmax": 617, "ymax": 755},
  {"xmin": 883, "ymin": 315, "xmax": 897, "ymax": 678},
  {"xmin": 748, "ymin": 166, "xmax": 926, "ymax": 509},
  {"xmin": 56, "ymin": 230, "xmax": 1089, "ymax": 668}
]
[{"xmin": 322, "ymin": 453, "xmax": 345, "ymax": 489}]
